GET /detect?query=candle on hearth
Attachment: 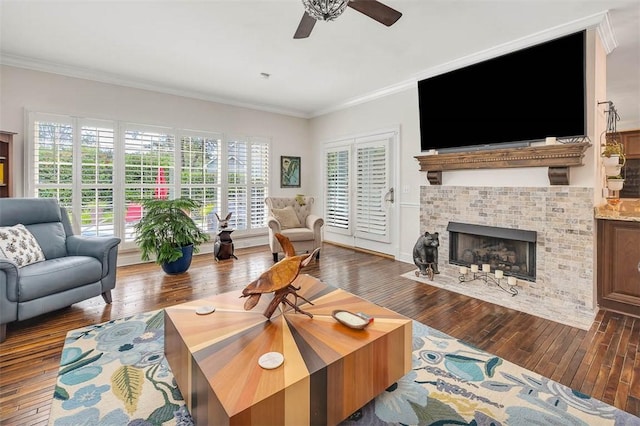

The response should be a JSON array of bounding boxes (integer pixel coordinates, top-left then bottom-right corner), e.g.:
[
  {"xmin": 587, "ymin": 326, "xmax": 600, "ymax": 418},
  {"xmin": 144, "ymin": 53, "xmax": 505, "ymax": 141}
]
[
  {"xmin": 482, "ymin": 264, "xmax": 490, "ymax": 272},
  {"xmin": 507, "ymin": 276, "xmax": 517, "ymax": 286},
  {"xmin": 495, "ymin": 270, "xmax": 503, "ymax": 279},
  {"xmin": 459, "ymin": 266, "xmax": 468, "ymax": 274},
  {"xmin": 470, "ymin": 264, "xmax": 479, "ymax": 273}
]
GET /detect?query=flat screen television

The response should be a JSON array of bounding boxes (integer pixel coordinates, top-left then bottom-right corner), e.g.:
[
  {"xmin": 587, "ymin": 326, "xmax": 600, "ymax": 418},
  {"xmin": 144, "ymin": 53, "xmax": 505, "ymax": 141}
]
[{"xmin": 418, "ymin": 30, "xmax": 586, "ymax": 152}]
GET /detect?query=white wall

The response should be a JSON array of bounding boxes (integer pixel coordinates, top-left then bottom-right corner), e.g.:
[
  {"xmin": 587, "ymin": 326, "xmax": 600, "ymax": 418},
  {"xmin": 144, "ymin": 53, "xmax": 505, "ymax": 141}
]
[
  {"xmin": 309, "ymin": 89, "xmax": 423, "ymax": 263},
  {"xmin": 0, "ymin": 65, "xmax": 313, "ymax": 201}
]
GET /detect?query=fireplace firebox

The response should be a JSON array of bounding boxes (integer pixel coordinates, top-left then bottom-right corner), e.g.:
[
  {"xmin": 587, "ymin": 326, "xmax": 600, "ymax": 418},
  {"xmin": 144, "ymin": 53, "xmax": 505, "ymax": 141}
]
[{"xmin": 447, "ymin": 222, "xmax": 537, "ymax": 281}]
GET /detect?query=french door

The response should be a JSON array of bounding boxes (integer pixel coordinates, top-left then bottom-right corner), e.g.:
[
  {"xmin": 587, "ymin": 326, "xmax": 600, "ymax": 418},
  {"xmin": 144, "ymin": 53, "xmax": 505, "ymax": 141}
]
[{"xmin": 324, "ymin": 130, "xmax": 397, "ymax": 256}]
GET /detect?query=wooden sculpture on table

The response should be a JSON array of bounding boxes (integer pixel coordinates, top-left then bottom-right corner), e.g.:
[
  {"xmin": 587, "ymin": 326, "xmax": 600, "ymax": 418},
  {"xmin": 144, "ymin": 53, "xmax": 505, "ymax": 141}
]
[{"xmin": 241, "ymin": 233, "xmax": 319, "ymax": 319}]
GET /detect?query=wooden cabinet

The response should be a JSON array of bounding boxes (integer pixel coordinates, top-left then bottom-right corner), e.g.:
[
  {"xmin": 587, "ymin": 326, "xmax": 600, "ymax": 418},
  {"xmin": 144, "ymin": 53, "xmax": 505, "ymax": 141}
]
[
  {"xmin": 619, "ymin": 129, "xmax": 640, "ymax": 158},
  {"xmin": 0, "ymin": 131, "xmax": 15, "ymax": 198},
  {"xmin": 597, "ymin": 219, "xmax": 640, "ymax": 317},
  {"xmin": 615, "ymin": 129, "xmax": 640, "ymax": 198},
  {"xmin": 620, "ymin": 157, "xmax": 640, "ymax": 198}
]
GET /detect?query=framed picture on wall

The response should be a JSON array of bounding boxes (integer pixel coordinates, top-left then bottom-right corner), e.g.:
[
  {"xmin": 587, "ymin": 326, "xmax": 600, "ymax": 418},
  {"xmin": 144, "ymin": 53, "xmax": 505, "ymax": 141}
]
[{"xmin": 280, "ymin": 156, "xmax": 301, "ymax": 188}]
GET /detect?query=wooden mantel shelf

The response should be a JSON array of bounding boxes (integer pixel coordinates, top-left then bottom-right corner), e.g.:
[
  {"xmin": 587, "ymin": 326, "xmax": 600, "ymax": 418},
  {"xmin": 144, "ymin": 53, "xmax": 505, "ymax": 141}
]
[{"xmin": 414, "ymin": 142, "xmax": 591, "ymax": 185}]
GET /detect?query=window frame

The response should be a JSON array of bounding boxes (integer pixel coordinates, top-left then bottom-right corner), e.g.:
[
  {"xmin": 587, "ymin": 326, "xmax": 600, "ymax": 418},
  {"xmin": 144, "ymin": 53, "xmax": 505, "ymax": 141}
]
[{"xmin": 26, "ymin": 111, "xmax": 270, "ymax": 250}]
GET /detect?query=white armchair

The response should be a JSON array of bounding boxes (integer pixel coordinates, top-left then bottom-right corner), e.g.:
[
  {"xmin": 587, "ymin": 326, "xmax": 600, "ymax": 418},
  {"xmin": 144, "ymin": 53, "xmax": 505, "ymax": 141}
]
[{"xmin": 265, "ymin": 196, "xmax": 324, "ymax": 262}]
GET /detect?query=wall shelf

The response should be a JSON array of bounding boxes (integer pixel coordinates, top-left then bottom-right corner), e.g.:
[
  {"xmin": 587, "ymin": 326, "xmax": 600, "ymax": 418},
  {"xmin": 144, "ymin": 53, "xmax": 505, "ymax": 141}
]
[{"xmin": 415, "ymin": 142, "xmax": 591, "ymax": 185}]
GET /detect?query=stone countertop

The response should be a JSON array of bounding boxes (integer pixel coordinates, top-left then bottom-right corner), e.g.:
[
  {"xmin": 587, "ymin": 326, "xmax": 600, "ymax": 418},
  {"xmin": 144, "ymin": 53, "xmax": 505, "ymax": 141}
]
[{"xmin": 595, "ymin": 199, "xmax": 640, "ymax": 222}]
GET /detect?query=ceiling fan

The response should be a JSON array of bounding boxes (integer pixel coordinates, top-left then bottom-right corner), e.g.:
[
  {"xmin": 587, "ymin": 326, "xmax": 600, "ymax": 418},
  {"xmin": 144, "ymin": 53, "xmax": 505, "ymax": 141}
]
[{"xmin": 294, "ymin": 0, "xmax": 402, "ymax": 39}]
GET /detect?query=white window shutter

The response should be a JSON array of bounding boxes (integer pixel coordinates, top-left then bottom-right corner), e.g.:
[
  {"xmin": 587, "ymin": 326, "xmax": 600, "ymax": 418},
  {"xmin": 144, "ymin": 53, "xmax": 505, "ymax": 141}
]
[
  {"xmin": 325, "ymin": 148, "xmax": 350, "ymax": 232},
  {"xmin": 27, "ymin": 112, "xmax": 270, "ymax": 246},
  {"xmin": 179, "ymin": 133, "xmax": 222, "ymax": 233},
  {"xmin": 355, "ymin": 143, "xmax": 388, "ymax": 242},
  {"xmin": 80, "ymin": 120, "xmax": 116, "ymax": 237},
  {"xmin": 250, "ymin": 140, "xmax": 270, "ymax": 228}
]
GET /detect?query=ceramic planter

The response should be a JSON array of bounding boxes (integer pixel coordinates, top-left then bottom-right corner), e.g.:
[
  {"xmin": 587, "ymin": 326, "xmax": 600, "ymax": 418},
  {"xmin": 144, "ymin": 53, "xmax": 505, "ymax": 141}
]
[
  {"xmin": 602, "ymin": 155, "xmax": 621, "ymax": 167},
  {"xmin": 607, "ymin": 179, "xmax": 625, "ymax": 191},
  {"xmin": 161, "ymin": 244, "xmax": 194, "ymax": 275},
  {"xmin": 604, "ymin": 164, "xmax": 622, "ymax": 177}
]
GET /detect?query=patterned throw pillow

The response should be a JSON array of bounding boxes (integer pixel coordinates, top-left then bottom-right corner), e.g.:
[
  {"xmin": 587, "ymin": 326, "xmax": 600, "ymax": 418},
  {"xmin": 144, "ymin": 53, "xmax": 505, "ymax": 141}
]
[
  {"xmin": 271, "ymin": 206, "xmax": 301, "ymax": 229},
  {"xmin": 0, "ymin": 224, "xmax": 46, "ymax": 267}
]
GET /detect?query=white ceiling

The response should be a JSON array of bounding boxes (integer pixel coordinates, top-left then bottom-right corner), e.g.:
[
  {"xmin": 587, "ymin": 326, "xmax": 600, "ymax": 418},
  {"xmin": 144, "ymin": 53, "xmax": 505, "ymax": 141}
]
[{"xmin": 1, "ymin": 0, "xmax": 639, "ymax": 129}]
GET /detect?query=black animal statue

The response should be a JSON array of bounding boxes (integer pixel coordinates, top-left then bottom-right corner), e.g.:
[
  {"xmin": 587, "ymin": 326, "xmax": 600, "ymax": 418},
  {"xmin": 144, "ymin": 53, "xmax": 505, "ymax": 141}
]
[
  {"xmin": 214, "ymin": 212, "xmax": 236, "ymax": 261},
  {"xmin": 413, "ymin": 232, "xmax": 440, "ymax": 277}
]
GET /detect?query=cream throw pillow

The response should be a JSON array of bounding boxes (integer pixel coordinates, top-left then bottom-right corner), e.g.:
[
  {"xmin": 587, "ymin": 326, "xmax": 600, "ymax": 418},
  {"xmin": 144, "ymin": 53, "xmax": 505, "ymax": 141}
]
[
  {"xmin": 0, "ymin": 224, "xmax": 46, "ymax": 267},
  {"xmin": 271, "ymin": 206, "xmax": 301, "ymax": 229}
]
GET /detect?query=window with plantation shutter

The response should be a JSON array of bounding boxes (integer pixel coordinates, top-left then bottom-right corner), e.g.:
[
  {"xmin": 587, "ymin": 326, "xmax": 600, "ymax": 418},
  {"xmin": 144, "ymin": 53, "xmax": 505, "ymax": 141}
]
[
  {"xmin": 80, "ymin": 120, "xmax": 115, "ymax": 237},
  {"xmin": 250, "ymin": 140, "xmax": 270, "ymax": 229},
  {"xmin": 29, "ymin": 114, "xmax": 75, "ymax": 210},
  {"xmin": 179, "ymin": 133, "xmax": 222, "ymax": 233},
  {"xmin": 355, "ymin": 141, "xmax": 389, "ymax": 243},
  {"xmin": 325, "ymin": 147, "xmax": 350, "ymax": 233},
  {"xmin": 227, "ymin": 138, "xmax": 248, "ymax": 230},
  {"xmin": 223, "ymin": 137, "xmax": 270, "ymax": 231},
  {"xmin": 29, "ymin": 114, "xmax": 117, "ymax": 237},
  {"xmin": 123, "ymin": 125, "xmax": 175, "ymax": 242},
  {"xmin": 27, "ymin": 111, "xmax": 270, "ymax": 251}
]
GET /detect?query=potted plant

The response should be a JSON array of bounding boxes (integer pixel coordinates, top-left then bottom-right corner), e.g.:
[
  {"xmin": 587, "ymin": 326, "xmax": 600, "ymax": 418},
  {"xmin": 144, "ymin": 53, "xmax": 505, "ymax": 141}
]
[
  {"xmin": 606, "ymin": 175, "xmax": 625, "ymax": 191},
  {"xmin": 134, "ymin": 197, "xmax": 210, "ymax": 274},
  {"xmin": 601, "ymin": 141, "xmax": 625, "ymax": 164}
]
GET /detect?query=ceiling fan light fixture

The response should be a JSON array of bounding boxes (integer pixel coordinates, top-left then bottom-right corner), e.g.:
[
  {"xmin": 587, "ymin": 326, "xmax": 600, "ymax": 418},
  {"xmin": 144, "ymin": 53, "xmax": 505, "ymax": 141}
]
[{"xmin": 302, "ymin": 0, "xmax": 349, "ymax": 22}]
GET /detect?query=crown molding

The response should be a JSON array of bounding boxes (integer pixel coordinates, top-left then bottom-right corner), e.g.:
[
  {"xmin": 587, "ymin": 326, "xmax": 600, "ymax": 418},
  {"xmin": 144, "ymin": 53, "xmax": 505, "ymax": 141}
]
[
  {"xmin": 415, "ymin": 11, "xmax": 616, "ymax": 83},
  {"xmin": 0, "ymin": 53, "xmax": 310, "ymax": 119},
  {"xmin": 1, "ymin": 11, "xmax": 618, "ymax": 121},
  {"xmin": 310, "ymin": 78, "xmax": 416, "ymax": 118},
  {"xmin": 596, "ymin": 12, "xmax": 618, "ymax": 54},
  {"xmin": 310, "ymin": 11, "xmax": 617, "ymax": 119}
]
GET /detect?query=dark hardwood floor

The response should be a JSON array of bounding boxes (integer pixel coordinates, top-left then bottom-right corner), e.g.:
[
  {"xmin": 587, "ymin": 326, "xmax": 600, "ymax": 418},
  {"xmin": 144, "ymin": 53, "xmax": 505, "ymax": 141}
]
[{"xmin": 1, "ymin": 243, "xmax": 639, "ymax": 425}]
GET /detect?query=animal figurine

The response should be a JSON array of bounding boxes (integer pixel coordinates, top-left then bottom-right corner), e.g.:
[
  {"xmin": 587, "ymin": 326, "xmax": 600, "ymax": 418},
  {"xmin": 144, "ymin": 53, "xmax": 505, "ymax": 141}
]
[
  {"xmin": 214, "ymin": 229, "xmax": 236, "ymax": 261},
  {"xmin": 215, "ymin": 212, "xmax": 232, "ymax": 229},
  {"xmin": 240, "ymin": 233, "xmax": 319, "ymax": 319},
  {"xmin": 413, "ymin": 232, "xmax": 440, "ymax": 278}
]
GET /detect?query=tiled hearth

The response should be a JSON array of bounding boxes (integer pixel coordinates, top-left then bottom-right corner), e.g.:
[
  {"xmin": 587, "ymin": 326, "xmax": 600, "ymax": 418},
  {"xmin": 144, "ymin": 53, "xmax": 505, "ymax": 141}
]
[{"xmin": 417, "ymin": 186, "xmax": 597, "ymax": 330}]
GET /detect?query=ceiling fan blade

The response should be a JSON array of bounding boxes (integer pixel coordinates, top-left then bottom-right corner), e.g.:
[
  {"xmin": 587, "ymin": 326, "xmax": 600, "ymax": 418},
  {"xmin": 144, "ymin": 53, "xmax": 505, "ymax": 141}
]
[
  {"xmin": 294, "ymin": 12, "xmax": 317, "ymax": 39},
  {"xmin": 347, "ymin": 0, "xmax": 402, "ymax": 26}
]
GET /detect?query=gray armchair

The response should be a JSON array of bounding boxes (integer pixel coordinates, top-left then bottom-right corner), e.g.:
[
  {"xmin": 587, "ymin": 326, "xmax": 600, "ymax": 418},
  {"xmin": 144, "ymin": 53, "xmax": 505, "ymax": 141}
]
[
  {"xmin": 265, "ymin": 196, "xmax": 323, "ymax": 262},
  {"xmin": 0, "ymin": 198, "xmax": 121, "ymax": 342}
]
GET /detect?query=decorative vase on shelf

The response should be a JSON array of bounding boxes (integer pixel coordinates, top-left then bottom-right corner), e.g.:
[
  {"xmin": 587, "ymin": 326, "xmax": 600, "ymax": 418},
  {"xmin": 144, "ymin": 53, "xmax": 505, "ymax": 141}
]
[{"xmin": 606, "ymin": 177, "xmax": 625, "ymax": 191}]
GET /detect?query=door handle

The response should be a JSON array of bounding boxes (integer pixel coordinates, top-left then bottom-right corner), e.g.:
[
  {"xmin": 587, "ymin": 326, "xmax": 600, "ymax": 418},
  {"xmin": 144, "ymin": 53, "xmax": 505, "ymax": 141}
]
[{"xmin": 384, "ymin": 187, "xmax": 394, "ymax": 203}]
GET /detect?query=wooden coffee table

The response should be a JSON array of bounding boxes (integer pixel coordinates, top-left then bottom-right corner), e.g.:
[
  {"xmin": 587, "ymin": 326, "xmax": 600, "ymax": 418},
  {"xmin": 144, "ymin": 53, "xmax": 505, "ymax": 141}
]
[{"xmin": 164, "ymin": 274, "xmax": 412, "ymax": 425}]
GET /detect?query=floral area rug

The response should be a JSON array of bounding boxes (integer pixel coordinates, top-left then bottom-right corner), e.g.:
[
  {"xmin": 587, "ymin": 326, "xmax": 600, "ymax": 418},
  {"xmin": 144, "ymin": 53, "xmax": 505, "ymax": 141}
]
[
  {"xmin": 49, "ymin": 311, "xmax": 191, "ymax": 426},
  {"xmin": 346, "ymin": 321, "xmax": 640, "ymax": 426},
  {"xmin": 49, "ymin": 311, "xmax": 640, "ymax": 426}
]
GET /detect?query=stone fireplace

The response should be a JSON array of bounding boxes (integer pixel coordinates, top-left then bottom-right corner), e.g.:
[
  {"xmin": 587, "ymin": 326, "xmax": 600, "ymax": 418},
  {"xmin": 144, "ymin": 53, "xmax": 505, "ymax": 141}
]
[
  {"xmin": 447, "ymin": 222, "xmax": 537, "ymax": 281},
  {"xmin": 418, "ymin": 186, "xmax": 596, "ymax": 329}
]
